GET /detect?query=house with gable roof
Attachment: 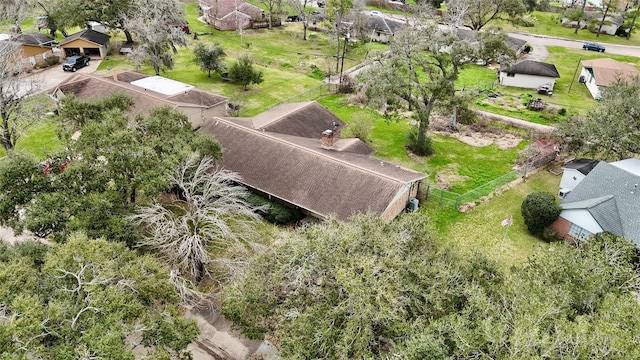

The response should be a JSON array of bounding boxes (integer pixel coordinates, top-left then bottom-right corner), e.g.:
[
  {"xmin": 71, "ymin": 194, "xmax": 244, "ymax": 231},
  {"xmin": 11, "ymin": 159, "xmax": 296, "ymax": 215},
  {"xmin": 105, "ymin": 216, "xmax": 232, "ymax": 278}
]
[
  {"xmin": 579, "ymin": 58, "xmax": 639, "ymax": 99},
  {"xmin": 199, "ymin": 101, "xmax": 427, "ymax": 221},
  {"xmin": 366, "ymin": 15, "xmax": 406, "ymax": 43},
  {"xmin": 199, "ymin": 0, "xmax": 263, "ymax": 31},
  {"xmin": 51, "ymin": 71, "xmax": 229, "ymax": 128},
  {"xmin": 499, "ymin": 60, "xmax": 560, "ymax": 90},
  {"xmin": 7, "ymin": 32, "xmax": 57, "ymax": 69},
  {"xmin": 58, "ymin": 28, "xmax": 111, "ymax": 59},
  {"xmin": 550, "ymin": 158, "xmax": 640, "ymax": 246},
  {"xmin": 557, "ymin": 158, "xmax": 599, "ymax": 199}
]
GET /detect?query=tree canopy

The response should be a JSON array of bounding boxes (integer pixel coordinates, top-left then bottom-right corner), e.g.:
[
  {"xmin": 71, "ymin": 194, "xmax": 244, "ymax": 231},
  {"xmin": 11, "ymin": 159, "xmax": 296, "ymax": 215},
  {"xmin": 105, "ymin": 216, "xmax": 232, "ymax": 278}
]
[
  {"xmin": 0, "ymin": 94, "xmax": 221, "ymax": 242},
  {"xmin": 0, "ymin": 234, "xmax": 199, "ymax": 358},
  {"xmin": 222, "ymin": 214, "xmax": 640, "ymax": 359},
  {"xmin": 0, "ymin": 41, "xmax": 43, "ymax": 152},
  {"xmin": 229, "ymin": 55, "xmax": 264, "ymax": 90},
  {"xmin": 192, "ymin": 42, "xmax": 227, "ymax": 77},
  {"xmin": 357, "ymin": 16, "xmax": 477, "ymax": 155},
  {"xmin": 445, "ymin": 0, "xmax": 526, "ymax": 30},
  {"xmin": 557, "ymin": 79, "xmax": 640, "ymax": 161}
]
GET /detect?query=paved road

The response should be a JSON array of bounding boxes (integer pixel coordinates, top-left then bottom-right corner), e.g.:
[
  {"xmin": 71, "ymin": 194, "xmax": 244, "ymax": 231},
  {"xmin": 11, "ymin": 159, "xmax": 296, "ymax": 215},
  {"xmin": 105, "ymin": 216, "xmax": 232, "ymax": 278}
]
[{"xmin": 508, "ymin": 32, "xmax": 640, "ymax": 58}]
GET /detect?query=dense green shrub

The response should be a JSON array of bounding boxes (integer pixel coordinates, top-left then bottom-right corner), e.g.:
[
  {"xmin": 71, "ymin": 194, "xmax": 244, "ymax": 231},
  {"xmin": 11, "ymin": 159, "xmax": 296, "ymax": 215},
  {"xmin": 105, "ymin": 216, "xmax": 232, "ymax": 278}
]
[
  {"xmin": 342, "ymin": 113, "xmax": 374, "ymax": 142},
  {"xmin": 45, "ymin": 55, "xmax": 59, "ymax": 66},
  {"xmin": 521, "ymin": 191, "xmax": 561, "ymax": 236},
  {"xmin": 247, "ymin": 194, "xmax": 303, "ymax": 224}
]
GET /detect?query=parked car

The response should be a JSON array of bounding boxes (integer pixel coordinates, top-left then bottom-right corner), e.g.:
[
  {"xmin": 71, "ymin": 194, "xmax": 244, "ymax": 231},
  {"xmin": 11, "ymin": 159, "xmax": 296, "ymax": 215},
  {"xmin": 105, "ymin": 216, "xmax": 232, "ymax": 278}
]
[
  {"xmin": 370, "ymin": 10, "xmax": 382, "ymax": 17},
  {"xmin": 62, "ymin": 55, "xmax": 90, "ymax": 72},
  {"xmin": 583, "ymin": 42, "xmax": 605, "ymax": 52}
]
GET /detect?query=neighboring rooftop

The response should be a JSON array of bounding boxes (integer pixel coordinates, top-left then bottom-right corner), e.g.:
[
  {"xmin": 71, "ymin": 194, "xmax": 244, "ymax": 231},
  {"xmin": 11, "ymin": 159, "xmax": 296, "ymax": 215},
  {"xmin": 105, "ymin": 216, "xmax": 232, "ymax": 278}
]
[
  {"xmin": 52, "ymin": 72, "xmax": 228, "ymax": 117},
  {"xmin": 563, "ymin": 158, "xmax": 599, "ymax": 175},
  {"xmin": 130, "ymin": 76, "xmax": 195, "ymax": 96},
  {"xmin": 501, "ymin": 60, "xmax": 560, "ymax": 78},
  {"xmin": 561, "ymin": 160, "xmax": 640, "ymax": 245},
  {"xmin": 581, "ymin": 58, "xmax": 639, "ymax": 87},
  {"xmin": 59, "ymin": 28, "xmax": 111, "ymax": 46},
  {"xmin": 12, "ymin": 32, "xmax": 56, "ymax": 47}
]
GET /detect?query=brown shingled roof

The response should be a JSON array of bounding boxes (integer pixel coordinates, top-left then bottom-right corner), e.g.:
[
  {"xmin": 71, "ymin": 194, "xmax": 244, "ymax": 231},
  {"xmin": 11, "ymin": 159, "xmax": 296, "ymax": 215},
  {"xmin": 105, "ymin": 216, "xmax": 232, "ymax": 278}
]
[
  {"xmin": 52, "ymin": 73, "xmax": 228, "ymax": 117},
  {"xmin": 581, "ymin": 58, "xmax": 639, "ymax": 87},
  {"xmin": 199, "ymin": 118, "xmax": 426, "ymax": 220},
  {"xmin": 252, "ymin": 101, "xmax": 348, "ymax": 138}
]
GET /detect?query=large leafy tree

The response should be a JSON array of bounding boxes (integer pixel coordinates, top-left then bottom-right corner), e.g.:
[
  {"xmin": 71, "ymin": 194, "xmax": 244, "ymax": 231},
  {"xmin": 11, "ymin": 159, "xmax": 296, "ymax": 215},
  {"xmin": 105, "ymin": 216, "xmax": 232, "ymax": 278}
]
[
  {"xmin": 192, "ymin": 42, "xmax": 227, "ymax": 77},
  {"xmin": 129, "ymin": 156, "xmax": 264, "ymax": 293},
  {"xmin": 126, "ymin": 0, "xmax": 188, "ymax": 75},
  {"xmin": 229, "ymin": 55, "xmax": 264, "ymax": 90},
  {"xmin": 445, "ymin": 0, "xmax": 526, "ymax": 31},
  {"xmin": 222, "ymin": 214, "xmax": 640, "ymax": 358},
  {"xmin": 557, "ymin": 79, "xmax": 640, "ymax": 161},
  {"xmin": 0, "ymin": 234, "xmax": 199, "ymax": 358},
  {"xmin": 222, "ymin": 214, "xmax": 503, "ymax": 358},
  {"xmin": 0, "ymin": 41, "xmax": 43, "ymax": 152},
  {"xmin": 357, "ymin": 16, "xmax": 476, "ymax": 155},
  {"xmin": 0, "ymin": 94, "xmax": 222, "ymax": 241}
]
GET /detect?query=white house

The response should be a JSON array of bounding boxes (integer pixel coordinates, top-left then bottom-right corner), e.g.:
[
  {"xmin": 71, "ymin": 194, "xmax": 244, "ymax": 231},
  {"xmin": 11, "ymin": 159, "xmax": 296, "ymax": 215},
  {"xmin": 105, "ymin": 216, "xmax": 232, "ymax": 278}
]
[
  {"xmin": 558, "ymin": 158, "xmax": 599, "ymax": 198},
  {"xmin": 551, "ymin": 159, "xmax": 640, "ymax": 246},
  {"xmin": 580, "ymin": 58, "xmax": 639, "ymax": 99},
  {"xmin": 499, "ymin": 60, "xmax": 560, "ymax": 89}
]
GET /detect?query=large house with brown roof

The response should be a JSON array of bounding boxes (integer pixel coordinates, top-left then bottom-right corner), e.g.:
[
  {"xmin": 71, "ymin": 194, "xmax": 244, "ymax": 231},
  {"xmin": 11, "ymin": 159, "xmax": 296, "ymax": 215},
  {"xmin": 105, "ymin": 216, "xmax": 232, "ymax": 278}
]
[
  {"xmin": 199, "ymin": 0, "xmax": 263, "ymax": 31},
  {"xmin": 579, "ymin": 58, "xmax": 639, "ymax": 99},
  {"xmin": 50, "ymin": 71, "xmax": 229, "ymax": 127},
  {"xmin": 199, "ymin": 101, "xmax": 427, "ymax": 221}
]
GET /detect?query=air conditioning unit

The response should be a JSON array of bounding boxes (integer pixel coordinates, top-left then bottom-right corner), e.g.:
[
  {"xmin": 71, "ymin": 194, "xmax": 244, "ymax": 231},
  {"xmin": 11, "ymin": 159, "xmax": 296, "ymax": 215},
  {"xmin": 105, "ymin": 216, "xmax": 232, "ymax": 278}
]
[{"xmin": 558, "ymin": 189, "xmax": 571, "ymax": 199}]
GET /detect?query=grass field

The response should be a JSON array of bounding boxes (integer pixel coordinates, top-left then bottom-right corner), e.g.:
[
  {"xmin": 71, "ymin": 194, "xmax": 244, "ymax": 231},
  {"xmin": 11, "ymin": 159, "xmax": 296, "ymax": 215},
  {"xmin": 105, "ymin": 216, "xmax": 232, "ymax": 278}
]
[
  {"xmin": 457, "ymin": 46, "xmax": 640, "ymax": 124},
  {"xmin": 318, "ymin": 95, "xmax": 528, "ymax": 194},
  {"xmin": 425, "ymin": 169, "xmax": 560, "ymax": 267}
]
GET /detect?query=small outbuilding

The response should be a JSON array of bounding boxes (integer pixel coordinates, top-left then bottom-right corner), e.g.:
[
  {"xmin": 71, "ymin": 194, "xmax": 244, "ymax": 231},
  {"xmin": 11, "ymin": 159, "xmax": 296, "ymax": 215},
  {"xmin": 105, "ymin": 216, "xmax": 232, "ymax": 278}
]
[
  {"xmin": 499, "ymin": 60, "xmax": 560, "ymax": 90},
  {"xmin": 58, "ymin": 29, "xmax": 111, "ymax": 59}
]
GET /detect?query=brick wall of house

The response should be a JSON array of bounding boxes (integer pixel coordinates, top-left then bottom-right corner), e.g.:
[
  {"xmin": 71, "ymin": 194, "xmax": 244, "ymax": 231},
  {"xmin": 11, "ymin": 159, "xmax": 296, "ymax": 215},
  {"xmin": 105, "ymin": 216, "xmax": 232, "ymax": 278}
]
[
  {"xmin": 550, "ymin": 216, "xmax": 573, "ymax": 242},
  {"xmin": 381, "ymin": 182, "xmax": 420, "ymax": 222}
]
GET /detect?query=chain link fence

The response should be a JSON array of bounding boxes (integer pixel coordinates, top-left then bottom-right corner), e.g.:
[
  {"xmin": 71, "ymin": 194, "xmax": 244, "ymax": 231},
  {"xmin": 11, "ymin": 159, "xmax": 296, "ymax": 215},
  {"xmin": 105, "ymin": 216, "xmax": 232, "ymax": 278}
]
[{"xmin": 423, "ymin": 170, "xmax": 523, "ymax": 209}]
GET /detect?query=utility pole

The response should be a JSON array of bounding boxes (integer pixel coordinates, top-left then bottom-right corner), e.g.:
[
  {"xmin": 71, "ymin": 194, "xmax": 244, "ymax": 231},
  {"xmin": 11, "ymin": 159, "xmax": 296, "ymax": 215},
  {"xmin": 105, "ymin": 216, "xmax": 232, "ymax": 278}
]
[
  {"xmin": 568, "ymin": 57, "xmax": 582, "ymax": 93},
  {"xmin": 339, "ymin": 31, "xmax": 349, "ymax": 86}
]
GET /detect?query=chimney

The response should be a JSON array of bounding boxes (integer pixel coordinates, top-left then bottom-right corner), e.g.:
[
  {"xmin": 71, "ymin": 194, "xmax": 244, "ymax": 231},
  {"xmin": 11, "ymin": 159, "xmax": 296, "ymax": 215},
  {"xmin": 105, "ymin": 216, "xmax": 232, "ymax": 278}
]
[{"xmin": 321, "ymin": 129, "xmax": 337, "ymax": 148}]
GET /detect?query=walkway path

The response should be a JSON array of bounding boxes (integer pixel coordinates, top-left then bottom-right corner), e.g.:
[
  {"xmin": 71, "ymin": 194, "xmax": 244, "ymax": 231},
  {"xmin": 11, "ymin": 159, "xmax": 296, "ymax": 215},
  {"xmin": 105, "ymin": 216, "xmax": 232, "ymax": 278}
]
[{"xmin": 474, "ymin": 110, "xmax": 555, "ymax": 134}]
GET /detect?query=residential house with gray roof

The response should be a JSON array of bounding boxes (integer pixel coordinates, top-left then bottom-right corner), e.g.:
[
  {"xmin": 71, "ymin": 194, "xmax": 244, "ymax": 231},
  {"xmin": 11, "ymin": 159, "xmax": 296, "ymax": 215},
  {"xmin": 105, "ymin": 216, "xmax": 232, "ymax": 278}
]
[{"xmin": 550, "ymin": 159, "xmax": 640, "ymax": 246}]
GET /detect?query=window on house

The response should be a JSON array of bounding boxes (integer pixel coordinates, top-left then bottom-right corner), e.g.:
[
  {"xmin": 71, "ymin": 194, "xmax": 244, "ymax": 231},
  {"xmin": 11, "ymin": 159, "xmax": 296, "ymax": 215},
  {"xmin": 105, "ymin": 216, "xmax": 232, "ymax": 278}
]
[{"xmin": 568, "ymin": 223, "xmax": 592, "ymax": 241}]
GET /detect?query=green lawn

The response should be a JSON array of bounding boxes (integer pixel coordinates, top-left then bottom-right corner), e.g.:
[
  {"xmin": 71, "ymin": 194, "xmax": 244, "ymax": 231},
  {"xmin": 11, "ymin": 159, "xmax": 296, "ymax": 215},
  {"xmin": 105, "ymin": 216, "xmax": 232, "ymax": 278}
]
[
  {"xmin": 318, "ymin": 95, "xmax": 528, "ymax": 194},
  {"xmin": 457, "ymin": 46, "xmax": 640, "ymax": 124},
  {"xmin": 425, "ymin": 169, "xmax": 560, "ymax": 267},
  {"xmin": 498, "ymin": 10, "xmax": 640, "ymax": 47}
]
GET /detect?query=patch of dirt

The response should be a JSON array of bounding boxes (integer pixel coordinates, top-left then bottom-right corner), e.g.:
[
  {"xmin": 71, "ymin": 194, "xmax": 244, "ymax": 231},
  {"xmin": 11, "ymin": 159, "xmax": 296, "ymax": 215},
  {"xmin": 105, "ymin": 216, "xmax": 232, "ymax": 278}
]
[
  {"xmin": 435, "ymin": 165, "xmax": 469, "ymax": 191},
  {"xmin": 430, "ymin": 114, "xmax": 523, "ymax": 150}
]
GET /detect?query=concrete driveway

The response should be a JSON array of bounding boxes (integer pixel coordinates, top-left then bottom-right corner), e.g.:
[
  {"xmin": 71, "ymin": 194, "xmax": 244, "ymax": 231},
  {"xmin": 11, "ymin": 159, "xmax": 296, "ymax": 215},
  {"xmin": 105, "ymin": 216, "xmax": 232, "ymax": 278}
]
[{"xmin": 18, "ymin": 57, "xmax": 101, "ymax": 96}]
